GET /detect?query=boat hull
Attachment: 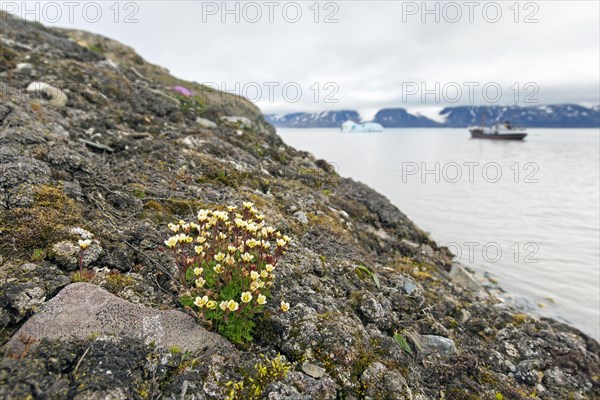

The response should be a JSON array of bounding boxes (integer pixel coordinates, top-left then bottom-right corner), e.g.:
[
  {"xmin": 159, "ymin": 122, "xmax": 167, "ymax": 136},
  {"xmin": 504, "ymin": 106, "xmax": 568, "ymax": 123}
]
[{"xmin": 469, "ymin": 129, "xmax": 527, "ymax": 140}]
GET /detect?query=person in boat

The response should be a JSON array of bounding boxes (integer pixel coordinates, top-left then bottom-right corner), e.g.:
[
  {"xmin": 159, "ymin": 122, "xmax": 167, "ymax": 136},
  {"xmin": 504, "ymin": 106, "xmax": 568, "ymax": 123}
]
[{"xmin": 504, "ymin": 120, "xmax": 512, "ymax": 129}]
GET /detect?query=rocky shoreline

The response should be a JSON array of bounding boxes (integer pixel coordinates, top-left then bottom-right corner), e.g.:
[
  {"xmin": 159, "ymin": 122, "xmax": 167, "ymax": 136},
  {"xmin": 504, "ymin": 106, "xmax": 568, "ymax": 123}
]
[{"xmin": 1, "ymin": 13, "xmax": 598, "ymax": 399}]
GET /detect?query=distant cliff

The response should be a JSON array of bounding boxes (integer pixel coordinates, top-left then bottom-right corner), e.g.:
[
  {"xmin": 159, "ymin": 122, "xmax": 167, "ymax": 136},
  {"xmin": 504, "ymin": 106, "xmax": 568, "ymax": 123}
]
[
  {"xmin": 267, "ymin": 104, "xmax": 600, "ymax": 128},
  {"xmin": 265, "ymin": 110, "xmax": 360, "ymax": 128},
  {"xmin": 440, "ymin": 104, "xmax": 600, "ymax": 128},
  {"xmin": 374, "ymin": 108, "xmax": 441, "ymax": 127}
]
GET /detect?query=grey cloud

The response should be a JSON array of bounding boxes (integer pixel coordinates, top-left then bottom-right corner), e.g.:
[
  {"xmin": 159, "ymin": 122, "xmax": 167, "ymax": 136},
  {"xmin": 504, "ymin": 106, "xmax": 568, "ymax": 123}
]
[{"xmin": 6, "ymin": 1, "xmax": 599, "ymax": 114}]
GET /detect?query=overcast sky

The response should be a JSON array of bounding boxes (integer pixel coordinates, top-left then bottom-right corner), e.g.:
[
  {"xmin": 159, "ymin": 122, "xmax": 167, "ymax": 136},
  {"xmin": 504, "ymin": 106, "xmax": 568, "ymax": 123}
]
[{"xmin": 4, "ymin": 1, "xmax": 600, "ymax": 118}]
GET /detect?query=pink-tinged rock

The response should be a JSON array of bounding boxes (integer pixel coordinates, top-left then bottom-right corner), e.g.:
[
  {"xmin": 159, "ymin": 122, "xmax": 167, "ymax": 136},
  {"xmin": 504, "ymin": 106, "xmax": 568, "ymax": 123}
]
[{"xmin": 5, "ymin": 283, "xmax": 232, "ymax": 355}]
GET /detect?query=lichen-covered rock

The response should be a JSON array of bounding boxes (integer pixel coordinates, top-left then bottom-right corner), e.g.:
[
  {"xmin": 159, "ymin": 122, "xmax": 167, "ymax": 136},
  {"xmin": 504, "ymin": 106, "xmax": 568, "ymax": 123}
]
[
  {"xmin": 49, "ymin": 239, "xmax": 102, "ymax": 270},
  {"xmin": 221, "ymin": 115, "xmax": 252, "ymax": 129},
  {"xmin": 0, "ymin": 337, "xmax": 240, "ymax": 400},
  {"xmin": 5, "ymin": 283, "xmax": 233, "ymax": 356},
  {"xmin": 196, "ymin": 117, "xmax": 218, "ymax": 128},
  {"xmin": 301, "ymin": 362, "xmax": 326, "ymax": 378},
  {"xmin": 285, "ymin": 371, "xmax": 337, "ymax": 399},
  {"xmin": 294, "ymin": 210, "xmax": 309, "ymax": 225},
  {"xmin": 360, "ymin": 362, "xmax": 408, "ymax": 399},
  {"xmin": 449, "ymin": 262, "xmax": 489, "ymax": 298},
  {"xmin": 420, "ymin": 335, "xmax": 457, "ymax": 357},
  {"xmin": 355, "ymin": 291, "xmax": 395, "ymax": 329},
  {"xmin": 264, "ymin": 382, "xmax": 311, "ymax": 400},
  {"xmin": 26, "ymin": 81, "xmax": 69, "ymax": 107},
  {"xmin": 0, "ymin": 263, "xmax": 70, "ymax": 342}
]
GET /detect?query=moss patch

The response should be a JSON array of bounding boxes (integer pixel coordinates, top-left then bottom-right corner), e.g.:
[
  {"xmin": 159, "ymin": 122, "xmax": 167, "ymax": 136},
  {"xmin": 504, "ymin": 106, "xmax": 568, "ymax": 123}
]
[
  {"xmin": 0, "ymin": 184, "xmax": 82, "ymax": 258},
  {"xmin": 104, "ymin": 272, "xmax": 135, "ymax": 294}
]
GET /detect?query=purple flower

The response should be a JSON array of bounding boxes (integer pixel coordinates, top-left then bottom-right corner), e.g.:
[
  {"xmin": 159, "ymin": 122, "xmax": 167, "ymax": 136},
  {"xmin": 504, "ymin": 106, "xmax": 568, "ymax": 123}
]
[{"xmin": 172, "ymin": 86, "xmax": 194, "ymax": 97}]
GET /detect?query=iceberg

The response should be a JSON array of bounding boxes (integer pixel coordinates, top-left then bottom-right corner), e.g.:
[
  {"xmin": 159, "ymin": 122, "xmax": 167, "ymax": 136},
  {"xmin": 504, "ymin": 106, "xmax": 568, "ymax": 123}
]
[{"xmin": 340, "ymin": 120, "xmax": 384, "ymax": 132}]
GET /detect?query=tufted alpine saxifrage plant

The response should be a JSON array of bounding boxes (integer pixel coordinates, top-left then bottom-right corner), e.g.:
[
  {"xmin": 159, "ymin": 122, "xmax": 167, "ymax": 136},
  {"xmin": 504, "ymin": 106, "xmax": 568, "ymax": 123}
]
[{"xmin": 164, "ymin": 202, "xmax": 291, "ymax": 344}]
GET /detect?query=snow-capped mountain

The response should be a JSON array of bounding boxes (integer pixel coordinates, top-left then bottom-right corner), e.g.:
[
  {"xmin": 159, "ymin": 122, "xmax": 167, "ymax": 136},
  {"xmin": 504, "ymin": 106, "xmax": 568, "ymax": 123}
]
[
  {"xmin": 264, "ymin": 110, "xmax": 360, "ymax": 128},
  {"xmin": 265, "ymin": 104, "xmax": 600, "ymax": 128},
  {"xmin": 440, "ymin": 104, "xmax": 600, "ymax": 128},
  {"xmin": 373, "ymin": 108, "xmax": 442, "ymax": 127}
]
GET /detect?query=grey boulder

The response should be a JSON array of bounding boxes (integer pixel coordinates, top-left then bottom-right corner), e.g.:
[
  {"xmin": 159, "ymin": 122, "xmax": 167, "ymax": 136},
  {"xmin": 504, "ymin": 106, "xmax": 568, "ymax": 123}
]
[
  {"xmin": 221, "ymin": 116, "xmax": 252, "ymax": 129},
  {"xmin": 5, "ymin": 282, "xmax": 233, "ymax": 356},
  {"xmin": 26, "ymin": 81, "xmax": 68, "ymax": 107},
  {"xmin": 196, "ymin": 117, "xmax": 218, "ymax": 129},
  {"xmin": 420, "ymin": 335, "xmax": 457, "ymax": 357},
  {"xmin": 448, "ymin": 263, "xmax": 489, "ymax": 299}
]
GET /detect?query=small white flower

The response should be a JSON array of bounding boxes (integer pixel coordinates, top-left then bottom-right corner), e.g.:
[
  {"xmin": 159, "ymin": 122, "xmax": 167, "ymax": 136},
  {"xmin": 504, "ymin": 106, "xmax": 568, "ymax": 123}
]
[
  {"xmin": 213, "ymin": 264, "xmax": 224, "ymax": 274},
  {"xmin": 257, "ymin": 294, "xmax": 267, "ymax": 305},
  {"xmin": 194, "ymin": 296, "xmax": 209, "ymax": 308},
  {"xmin": 228, "ymin": 300, "xmax": 239, "ymax": 312},
  {"xmin": 78, "ymin": 239, "xmax": 92, "ymax": 249},
  {"xmin": 164, "ymin": 237, "xmax": 177, "ymax": 248},
  {"xmin": 241, "ymin": 292, "xmax": 252, "ymax": 303}
]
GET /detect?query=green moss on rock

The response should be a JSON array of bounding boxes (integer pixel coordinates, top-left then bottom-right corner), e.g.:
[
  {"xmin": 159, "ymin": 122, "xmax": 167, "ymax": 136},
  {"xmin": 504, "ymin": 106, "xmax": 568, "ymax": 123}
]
[{"xmin": 0, "ymin": 184, "xmax": 82, "ymax": 258}]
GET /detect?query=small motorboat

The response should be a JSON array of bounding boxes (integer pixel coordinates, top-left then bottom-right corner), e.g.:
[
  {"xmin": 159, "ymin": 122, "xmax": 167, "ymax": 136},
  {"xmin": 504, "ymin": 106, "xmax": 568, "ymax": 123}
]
[{"xmin": 469, "ymin": 121, "xmax": 527, "ymax": 140}]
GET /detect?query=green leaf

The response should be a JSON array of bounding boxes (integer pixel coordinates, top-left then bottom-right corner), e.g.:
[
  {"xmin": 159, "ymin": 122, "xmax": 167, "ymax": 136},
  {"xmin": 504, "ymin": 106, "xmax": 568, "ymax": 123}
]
[
  {"xmin": 404, "ymin": 330, "xmax": 423, "ymax": 352},
  {"xmin": 372, "ymin": 273, "xmax": 381, "ymax": 289},
  {"xmin": 394, "ymin": 333, "xmax": 413, "ymax": 356},
  {"xmin": 179, "ymin": 296, "xmax": 195, "ymax": 308},
  {"xmin": 355, "ymin": 264, "xmax": 372, "ymax": 276},
  {"xmin": 185, "ymin": 265, "xmax": 196, "ymax": 282},
  {"xmin": 355, "ymin": 264, "xmax": 381, "ymax": 288}
]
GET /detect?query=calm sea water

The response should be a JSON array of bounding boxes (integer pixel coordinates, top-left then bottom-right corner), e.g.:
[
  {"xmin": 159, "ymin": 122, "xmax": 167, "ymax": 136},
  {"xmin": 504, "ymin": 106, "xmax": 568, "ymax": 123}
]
[{"xmin": 278, "ymin": 128, "xmax": 600, "ymax": 340}]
